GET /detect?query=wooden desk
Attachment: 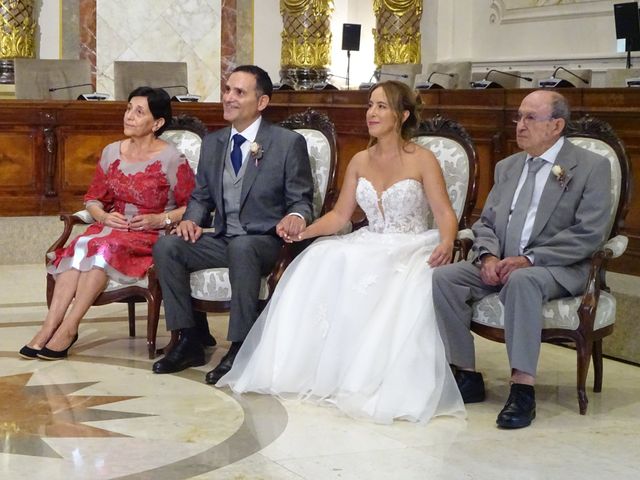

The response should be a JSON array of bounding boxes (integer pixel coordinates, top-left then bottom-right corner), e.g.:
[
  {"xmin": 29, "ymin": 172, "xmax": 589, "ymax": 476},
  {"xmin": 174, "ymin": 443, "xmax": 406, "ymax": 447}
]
[{"xmin": 0, "ymin": 89, "xmax": 638, "ymax": 274}]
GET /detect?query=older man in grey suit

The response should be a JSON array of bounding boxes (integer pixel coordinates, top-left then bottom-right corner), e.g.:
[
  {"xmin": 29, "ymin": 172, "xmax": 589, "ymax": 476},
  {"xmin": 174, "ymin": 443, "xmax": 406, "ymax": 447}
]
[
  {"xmin": 152, "ymin": 65, "xmax": 314, "ymax": 383},
  {"xmin": 433, "ymin": 90, "xmax": 611, "ymax": 429}
]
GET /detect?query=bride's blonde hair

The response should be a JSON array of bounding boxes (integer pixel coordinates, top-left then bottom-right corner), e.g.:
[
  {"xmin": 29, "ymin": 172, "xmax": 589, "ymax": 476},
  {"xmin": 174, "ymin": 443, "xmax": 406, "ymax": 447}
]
[{"xmin": 367, "ymin": 80, "xmax": 421, "ymax": 148}]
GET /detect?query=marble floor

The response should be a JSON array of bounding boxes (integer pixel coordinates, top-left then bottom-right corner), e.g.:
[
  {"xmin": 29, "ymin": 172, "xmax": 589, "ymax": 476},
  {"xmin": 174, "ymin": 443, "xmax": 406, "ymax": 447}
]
[{"xmin": 1, "ymin": 265, "xmax": 639, "ymax": 480}]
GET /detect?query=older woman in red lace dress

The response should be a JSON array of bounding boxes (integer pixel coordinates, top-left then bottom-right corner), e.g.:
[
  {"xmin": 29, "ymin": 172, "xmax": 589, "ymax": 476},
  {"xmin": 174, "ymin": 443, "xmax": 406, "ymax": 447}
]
[{"xmin": 19, "ymin": 86, "xmax": 195, "ymax": 360}]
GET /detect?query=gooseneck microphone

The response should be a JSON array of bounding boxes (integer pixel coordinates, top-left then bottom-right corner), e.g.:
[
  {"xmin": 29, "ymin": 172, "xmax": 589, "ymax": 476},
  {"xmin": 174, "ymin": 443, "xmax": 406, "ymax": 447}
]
[
  {"xmin": 48, "ymin": 82, "xmax": 93, "ymax": 92},
  {"xmin": 379, "ymin": 72, "xmax": 409, "ymax": 79},
  {"xmin": 157, "ymin": 85, "xmax": 200, "ymax": 102},
  {"xmin": 552, "ymin": 66, "xmax": 589, "ymax": 85},
  {"xmin": 427, "ymin": 71, "xmax": 455, "ymax": 82},
  {"xmin": 416, "ymin": 71, "xmax": 456, "ymax": 90},
  {"xmin": 48, "ymin": 83, "xmax": 109, "ymax": 100},
  {"xmin": 471, "ymin": 70, "xmax": 533, "ymax": 89}
]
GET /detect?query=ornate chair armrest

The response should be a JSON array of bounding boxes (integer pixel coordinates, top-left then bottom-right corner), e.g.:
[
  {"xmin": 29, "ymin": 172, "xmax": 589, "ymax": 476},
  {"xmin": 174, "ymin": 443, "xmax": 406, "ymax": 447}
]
[
  {"xmin": 47, "ymin": 210, "xmax": 95, "ymax": 255},
  {"xmin": 603, "ymin": 235, "xmax": 628, "ymax": 259},
  {"xmin": 453, "ymin": 229, "xmax": 475, "ymax": 261},
  {"xmin": 577, "ymin": 248, "xmax": 612, "ymax": 331}
]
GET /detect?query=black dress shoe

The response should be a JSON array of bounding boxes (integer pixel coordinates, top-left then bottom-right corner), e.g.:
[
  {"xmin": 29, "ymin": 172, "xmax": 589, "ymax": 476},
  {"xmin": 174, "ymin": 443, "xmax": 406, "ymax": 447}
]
[
  {"xmin": 37, "ymin": 334, "xmax": 79, "ymax": 361},
  {"xmin": 496, "ymin": 383, "xmax": 536, "ymax": 429},
  {"xmin": 454, "ymin": 370, "xmax": 486, "ymax": 403},
  {"xmin": 202, "ymin": 334, "xmax": 217, "ymax": 348},
  {"xmin": 153, "ymin": 337, "xmax": 205, "ymax": 374},
  {"xmin": 205, "ymin": 350, "xmax": 237, "ymax": 385},
  {"xmin": 19, "ymin": 345, "xmax": 41, "ymax": 359}
]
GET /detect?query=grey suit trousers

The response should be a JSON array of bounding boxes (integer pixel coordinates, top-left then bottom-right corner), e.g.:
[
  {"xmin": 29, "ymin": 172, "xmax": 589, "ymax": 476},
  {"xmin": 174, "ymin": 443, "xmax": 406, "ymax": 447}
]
[
  {"xmin": 153, "ymin": 233, "xmax": 282, "ymax": 342},
  {"xmin": 433, "ymin": 261, "xmax": 568, "ymax": 376}
]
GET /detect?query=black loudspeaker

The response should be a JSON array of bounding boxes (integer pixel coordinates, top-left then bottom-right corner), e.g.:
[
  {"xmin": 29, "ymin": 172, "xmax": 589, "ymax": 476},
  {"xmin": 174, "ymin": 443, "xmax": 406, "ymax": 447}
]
[
  {"xmin": 614, "ymin": 2, "xmax": 640, "ymax": 50},
  {"xmin": 342, "ymin": 24, "xmax": 361, "ymax": 51}
]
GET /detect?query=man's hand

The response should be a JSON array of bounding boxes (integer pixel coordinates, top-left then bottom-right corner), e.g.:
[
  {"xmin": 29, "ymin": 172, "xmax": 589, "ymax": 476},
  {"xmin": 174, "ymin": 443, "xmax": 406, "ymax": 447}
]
[
  {"xmin": 276, "ymin": 215, "xmax": 306, "ymax": 243},
  {"xmin": 479, "ymin": 254, "xmax": 501, "ymax": 286},
  {"xmin": 495, "ymin": 255, "xmax": 532, "ymax": 283},
  {"xmin": 174, "ymin": 219, "xmax": 202, "ymax": 243}
]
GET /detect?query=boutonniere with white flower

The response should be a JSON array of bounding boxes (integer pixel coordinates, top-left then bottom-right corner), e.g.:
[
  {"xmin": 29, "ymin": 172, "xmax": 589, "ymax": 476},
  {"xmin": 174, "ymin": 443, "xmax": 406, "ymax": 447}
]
[
  {"xmin": 551, "ymin": 164, "xmax": 571, "ymax": 191},
  {"xmin": 250, "ymin": 142, "xmax": 264, "ymax": 166}
]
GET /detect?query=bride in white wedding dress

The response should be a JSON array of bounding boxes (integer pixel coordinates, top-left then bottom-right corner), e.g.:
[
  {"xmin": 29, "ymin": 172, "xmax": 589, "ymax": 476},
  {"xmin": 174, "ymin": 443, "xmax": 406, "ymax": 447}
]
[{"xmin": 217, "ymin": 81, "xmax": 465, "ymax": 423}]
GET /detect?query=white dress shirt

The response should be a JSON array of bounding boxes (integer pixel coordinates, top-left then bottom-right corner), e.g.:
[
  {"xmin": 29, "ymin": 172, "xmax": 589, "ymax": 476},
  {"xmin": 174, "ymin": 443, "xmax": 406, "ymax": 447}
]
[{"xmin": 509, "ymin": 137, "xmax": 565, "ymax": 260}]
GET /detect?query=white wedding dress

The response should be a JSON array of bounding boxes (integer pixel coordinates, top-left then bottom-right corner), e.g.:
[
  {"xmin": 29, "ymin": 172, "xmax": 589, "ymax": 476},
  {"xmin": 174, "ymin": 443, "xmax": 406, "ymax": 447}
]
[{"xmin": 218, "ymin": 177, "xmax": 465, "ymax": 424}]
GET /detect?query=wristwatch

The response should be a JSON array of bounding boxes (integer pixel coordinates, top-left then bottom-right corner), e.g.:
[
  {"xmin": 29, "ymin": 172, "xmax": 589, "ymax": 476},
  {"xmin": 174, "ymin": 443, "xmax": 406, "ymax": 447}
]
[{"xmin": 164, "ymin": 214, "xmax": 171, "ymax": 226}]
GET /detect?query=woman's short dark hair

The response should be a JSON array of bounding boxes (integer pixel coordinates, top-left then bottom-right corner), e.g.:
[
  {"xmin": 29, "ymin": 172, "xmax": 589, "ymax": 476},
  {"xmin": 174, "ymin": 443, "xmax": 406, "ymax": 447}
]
[
  {"xmin": 127, "ymin": 86, "xmax": 172, "ymax": 136},
  {"xmin": 232, "ymin": 65, "xmax": 273, "ymax": 99},
  {"xmin": 368, "ymin": 80, "xmax": 421, "ymax": 146}
]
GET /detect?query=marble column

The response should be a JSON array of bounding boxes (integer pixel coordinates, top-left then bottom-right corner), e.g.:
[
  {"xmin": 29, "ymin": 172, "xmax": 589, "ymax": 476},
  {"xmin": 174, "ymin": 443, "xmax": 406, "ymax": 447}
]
[
  {"xmin": 373, "ymin": 0, "xmax": 422, "ymax": 66},
  {"xmin": 279, "ymin": 0, "xmax": 334, "ymax": 90},
  {"xmin": 0, "ymin": 0, "xmax": 36, "ymax": 84}
]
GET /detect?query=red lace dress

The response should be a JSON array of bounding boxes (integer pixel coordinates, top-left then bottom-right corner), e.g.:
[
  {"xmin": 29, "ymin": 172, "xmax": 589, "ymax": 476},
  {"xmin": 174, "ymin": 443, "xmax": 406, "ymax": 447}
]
[{"xmin": 47, "ymin": 141, "xmax": 195, "ymax": 284}]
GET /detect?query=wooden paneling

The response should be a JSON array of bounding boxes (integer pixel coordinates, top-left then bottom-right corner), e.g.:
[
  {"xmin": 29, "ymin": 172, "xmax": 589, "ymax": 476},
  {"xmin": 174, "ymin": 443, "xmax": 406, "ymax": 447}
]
[{"xmin": 0, "ymin": 89, "xmax": 639, "ymax": 275}]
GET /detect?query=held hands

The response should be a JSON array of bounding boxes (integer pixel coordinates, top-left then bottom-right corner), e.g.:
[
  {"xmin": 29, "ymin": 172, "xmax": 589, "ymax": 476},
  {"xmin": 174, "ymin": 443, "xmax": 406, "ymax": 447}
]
[
  {"xmin": 480, "ymin": 254, "xmax": 531, "ymax": 285},
  {"xmin": 174, "ymin": 219, "xmax": 203, "ymax": 243},
  {"xmin": 428, "ymin": 242, "xmax": 453, "ymax": 267},
  {"xmin": 276, "ymin": 215, "xmax": 306, "ymax": 243},
  {"xmin": 101, "ymin": 212, "xmax": 129, "ymax": 230}
]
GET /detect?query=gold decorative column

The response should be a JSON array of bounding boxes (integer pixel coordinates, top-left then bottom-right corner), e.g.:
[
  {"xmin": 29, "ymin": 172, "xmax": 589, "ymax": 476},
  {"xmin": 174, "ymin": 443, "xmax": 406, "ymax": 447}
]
[
  {"xmin": 280, "ymin": 0, "xmax": 333, "ymax": 90},
  {"xmin": 0, "ymin": 0, "xmax": 36, "ymax": 84},
  {"xmin": 373, "ymin": 0, "xmax": 421, "ymax": 66}
]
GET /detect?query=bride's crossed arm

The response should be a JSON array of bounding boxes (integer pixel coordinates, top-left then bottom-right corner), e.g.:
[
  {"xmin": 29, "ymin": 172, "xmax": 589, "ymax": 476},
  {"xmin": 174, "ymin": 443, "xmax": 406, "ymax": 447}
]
[
  {"xmin": 294, "ymin": 152, "xmax": 365, "ymax": 242},
  {"xmin": 419, "ymin": 148, "xmax": 458, "ymax": 267}
]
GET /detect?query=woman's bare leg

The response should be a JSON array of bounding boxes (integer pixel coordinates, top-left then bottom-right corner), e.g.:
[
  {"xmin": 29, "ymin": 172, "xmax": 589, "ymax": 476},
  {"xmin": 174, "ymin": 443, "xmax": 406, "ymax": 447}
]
[
  {"xmin": 25, "ymin": 269, "xmax": 81, "ymax": 349},
  {"xmin": 44, "ymin": 268, "xmax": 108, "ymax": 351}
]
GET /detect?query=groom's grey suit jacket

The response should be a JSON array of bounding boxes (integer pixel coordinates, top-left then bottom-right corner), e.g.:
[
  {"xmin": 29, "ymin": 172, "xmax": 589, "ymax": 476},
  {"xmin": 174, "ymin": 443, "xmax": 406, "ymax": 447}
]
[
  {"xmin": 472, "ymin": 139, "xmax": 611, "ymax": 295},
  {"xmin": 183, "ymin": 119, "xmax": 314, "ymax": 234}
]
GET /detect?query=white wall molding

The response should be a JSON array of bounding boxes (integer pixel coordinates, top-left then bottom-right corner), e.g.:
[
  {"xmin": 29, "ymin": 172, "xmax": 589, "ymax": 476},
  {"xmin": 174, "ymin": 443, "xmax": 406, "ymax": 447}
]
[{"xmin": 489, "ymin": 0, "xmax": 613, "ymax": 25}]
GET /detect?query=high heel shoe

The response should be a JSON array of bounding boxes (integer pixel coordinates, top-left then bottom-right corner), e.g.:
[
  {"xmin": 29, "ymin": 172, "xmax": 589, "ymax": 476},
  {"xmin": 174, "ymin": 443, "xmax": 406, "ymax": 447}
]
[
  {"xmin": 37, "ymin": 334, "xmax": 79, "ymax": 361},
  {"xmin": 19, "ymin": 345, "xmax": 41, "ymax": 359}
]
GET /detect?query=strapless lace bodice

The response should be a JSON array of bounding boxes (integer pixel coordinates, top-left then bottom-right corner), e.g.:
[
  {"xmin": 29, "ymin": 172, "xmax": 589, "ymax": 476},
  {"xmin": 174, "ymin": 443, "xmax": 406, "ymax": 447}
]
[{"xmin": 356, "ymin": 177, "xmax": 431, "ymax": 234}]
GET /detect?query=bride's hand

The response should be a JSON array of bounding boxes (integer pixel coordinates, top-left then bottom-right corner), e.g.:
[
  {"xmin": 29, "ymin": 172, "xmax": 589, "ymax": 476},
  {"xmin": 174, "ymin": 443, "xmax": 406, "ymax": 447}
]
[{"xmin": 427, "ymin": 242, "xmax": 453, "ymax": 267}]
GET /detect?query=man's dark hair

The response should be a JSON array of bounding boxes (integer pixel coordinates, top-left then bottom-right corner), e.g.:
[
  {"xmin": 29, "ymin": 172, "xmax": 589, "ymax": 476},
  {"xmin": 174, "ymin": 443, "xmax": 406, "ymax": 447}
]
[
  {"xmin": 127, "ymin": 86, "xmax": 172, "ymax": 136},
  {"xmin": 232, "ymin": 65, "xmax": 273, "ymax": 99}
]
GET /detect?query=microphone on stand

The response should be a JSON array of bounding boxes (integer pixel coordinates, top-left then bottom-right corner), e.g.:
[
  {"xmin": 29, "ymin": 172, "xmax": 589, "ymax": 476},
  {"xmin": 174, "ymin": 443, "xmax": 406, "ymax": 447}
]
[
  {"xmin": 378, "ymin": 71, "xmax": 409, "ymax": 79},
  {"xmin": 312, "ymin": 73, "xmax": 342, "ymax": 90},
  {"xmin": 48, "ymin": 83, "xmax": 110, "ymax": 100},
  {"xmin": 416, "ymin": 71, "xmax": 455, "ymax": 90},
  {"xmin": 158, "ymin": 84, "xmax": 200, "ymax": 102},
  {"xmin": 471, "ymin": 69, "xmax": 533, "ymax": 89},
  {"xmin": 539, "ymin": 66, "xmax": 590, "ymax": 88}
]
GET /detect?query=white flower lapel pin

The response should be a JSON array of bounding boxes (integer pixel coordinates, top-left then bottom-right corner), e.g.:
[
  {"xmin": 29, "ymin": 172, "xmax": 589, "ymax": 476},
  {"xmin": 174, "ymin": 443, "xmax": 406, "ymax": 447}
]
[
  {"xmin": 250, "ymin": 142, "xmax": 264, "ymax": 166},
  {"xmin": 551, "ymin": 164, "xmax": 571, "ymax": 191}
]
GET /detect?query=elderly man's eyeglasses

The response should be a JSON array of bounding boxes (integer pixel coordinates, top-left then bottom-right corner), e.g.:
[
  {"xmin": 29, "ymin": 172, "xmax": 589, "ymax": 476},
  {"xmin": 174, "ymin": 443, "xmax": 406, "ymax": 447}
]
[{"xmin": 512, "ymin": 113, "xmax": 555, "ymax": 125}]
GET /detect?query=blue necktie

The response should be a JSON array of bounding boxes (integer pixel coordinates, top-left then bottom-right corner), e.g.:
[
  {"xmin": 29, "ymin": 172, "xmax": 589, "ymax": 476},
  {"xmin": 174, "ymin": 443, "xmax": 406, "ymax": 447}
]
[{"xmin": 230, "ymin": 134, "xmax": 246, "ymax": 175}]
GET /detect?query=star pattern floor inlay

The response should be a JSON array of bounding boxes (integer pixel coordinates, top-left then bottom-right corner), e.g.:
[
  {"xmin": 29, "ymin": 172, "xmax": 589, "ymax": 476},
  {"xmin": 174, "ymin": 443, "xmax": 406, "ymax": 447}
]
[{"xmin": 0, "ymin": 372, "xmax": 150, "ymax": 458}]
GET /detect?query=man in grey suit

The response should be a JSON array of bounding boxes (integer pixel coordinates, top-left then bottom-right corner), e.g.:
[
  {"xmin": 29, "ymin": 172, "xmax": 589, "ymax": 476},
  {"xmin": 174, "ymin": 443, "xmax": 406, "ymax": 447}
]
[
  {"xmin": 152, "ymin": 65, "xmax": 314, "ymax": 383},
  {"xmin": 433, "ymin": 90, "xmax": 611, "ymax": 428}
]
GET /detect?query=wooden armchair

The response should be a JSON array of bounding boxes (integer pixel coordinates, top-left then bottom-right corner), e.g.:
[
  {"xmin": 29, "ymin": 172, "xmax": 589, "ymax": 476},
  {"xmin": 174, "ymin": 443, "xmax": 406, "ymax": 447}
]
[
  {"xmin": 45, "ymin": 115, "xmax": 207, "ymax": 359},
  {"xmin": 467, "ymin": 116, "xmax": 632, "ymax": 414}
]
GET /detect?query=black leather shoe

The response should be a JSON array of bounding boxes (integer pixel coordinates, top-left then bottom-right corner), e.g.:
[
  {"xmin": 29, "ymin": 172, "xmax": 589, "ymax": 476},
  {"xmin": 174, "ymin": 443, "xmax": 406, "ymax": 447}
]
[
  {"xmin": 454, "ymin": 370, "xmax": 486, "ymax": 403},
  {"xmin": 19, "ymin": 345, "xmax": 40, "ymax": 359},
  {"xmin": 496, "ymin": 384, "xmax": 536, "ymax": 429},
  {"xmin": 153, "ymin": 337, "xmax": 205, "ymax": 374},
  {"xmin": 202, "ymin": 334, "xmax": 217, "ymax": 348},
  {"xmin": 37, "ymin": 334, "xmax": 79, "ymax": 361},
  {"xmin": 205, "ymin": 350, "xmax": 237, "ymax": 385}
]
